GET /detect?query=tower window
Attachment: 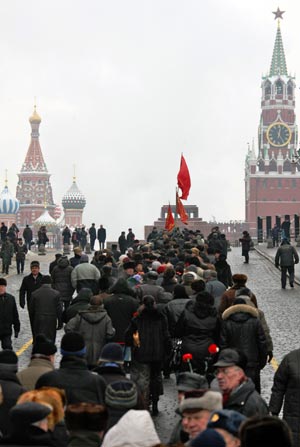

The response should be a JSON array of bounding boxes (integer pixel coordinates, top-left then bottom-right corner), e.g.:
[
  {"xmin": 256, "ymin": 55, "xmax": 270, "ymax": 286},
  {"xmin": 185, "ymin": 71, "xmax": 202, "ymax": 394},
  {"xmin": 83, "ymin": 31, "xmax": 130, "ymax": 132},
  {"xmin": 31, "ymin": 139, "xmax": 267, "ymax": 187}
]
[
  {"xmin": 287, "ymin": 81, "xmax": 293, "ymax": 96},
  {"xmin": 264, "ymin": 81, "xmax": 271, "ymax": 97},
  {"xmin": 275, "ymin": 80, "xmax": 283, "ymax": 95},
  {"xmin": 278, "ymin": 179, "xmax": 282, "ymax": 189}
]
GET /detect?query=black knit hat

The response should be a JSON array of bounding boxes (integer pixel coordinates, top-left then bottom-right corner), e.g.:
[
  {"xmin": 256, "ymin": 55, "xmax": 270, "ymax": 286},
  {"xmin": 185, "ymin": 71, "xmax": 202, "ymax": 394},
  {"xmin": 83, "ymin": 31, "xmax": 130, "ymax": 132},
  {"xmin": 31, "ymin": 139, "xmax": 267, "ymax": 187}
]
[
  {"xmin": 10, "ymin": 402, "xmax": 52, "ymax": 427},
  {"xmin": 32, "ymin": 334, "xmax": 57, "ymax": 356},
  {"xmin": 61, "ymin": 332, "xmax": 86, "ymax": 357},
  {"xmin": 105, "ymin": 380, "xmax": 138, "ymax": 409},
  {"xmin": 0, "ymin": 278, "xmax": 7, "ymax": 286},
  {"xmin": 0, "ymin": 350, "xmax": 18, "ymax": 372},
  {"xmin": 99, "ymin": 343, "xmax": 124, "ymax": 364}
]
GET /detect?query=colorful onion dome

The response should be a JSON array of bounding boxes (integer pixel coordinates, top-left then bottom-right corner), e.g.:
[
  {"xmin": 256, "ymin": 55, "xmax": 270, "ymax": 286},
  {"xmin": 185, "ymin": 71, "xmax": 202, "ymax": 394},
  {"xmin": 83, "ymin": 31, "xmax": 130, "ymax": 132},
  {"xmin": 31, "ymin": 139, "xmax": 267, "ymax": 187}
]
[
  {"xmin": 33, "ymin": 209, "xmax": 57, "ymax": 229},
  {"xmin": 62, "ymin": 180, "xmax": 86, "ymax": 210},
  {"xmin": 54, "ymin": 204, "xmax": 62, "ymax": 220},
  {"xmin": 0, "ymin": 186, "xmax": 20, "ymax": 214},
  {"xmin": 29, "ymin": 105, "xmax": 41, "ymax": 123}
]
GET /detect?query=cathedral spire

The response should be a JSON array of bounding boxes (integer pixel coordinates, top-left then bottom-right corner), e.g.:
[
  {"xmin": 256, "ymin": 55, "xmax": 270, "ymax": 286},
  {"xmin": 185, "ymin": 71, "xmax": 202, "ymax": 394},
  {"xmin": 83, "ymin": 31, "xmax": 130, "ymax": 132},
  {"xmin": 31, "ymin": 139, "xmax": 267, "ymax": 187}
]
[
  {"xmin": 22, "ymin": 106, "xmax": 47, "ymax": 172},
  {"xmin": 269, "ymin": 12, "xmax": 287, "ymax": 76}
]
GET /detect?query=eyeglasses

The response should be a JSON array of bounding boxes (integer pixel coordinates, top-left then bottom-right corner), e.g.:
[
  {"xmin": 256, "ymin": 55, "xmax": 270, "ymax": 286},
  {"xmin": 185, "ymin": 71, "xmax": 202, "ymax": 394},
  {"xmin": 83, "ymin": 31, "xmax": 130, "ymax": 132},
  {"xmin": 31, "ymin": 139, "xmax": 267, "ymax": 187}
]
[{"xmin": 216, "ymin": 367, "xmax": 235, "ymax": 375}]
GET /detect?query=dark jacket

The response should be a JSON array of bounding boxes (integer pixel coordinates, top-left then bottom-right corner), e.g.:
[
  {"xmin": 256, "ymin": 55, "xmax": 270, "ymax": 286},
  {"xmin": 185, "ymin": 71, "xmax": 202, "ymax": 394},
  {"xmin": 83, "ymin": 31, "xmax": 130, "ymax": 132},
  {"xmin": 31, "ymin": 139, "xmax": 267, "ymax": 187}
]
[
  {"xmin": 275, "ymin": 242, "xmax": 299, "ymax": 267},
  {"xmin": 35, "ymin": 356, "xmax": 106, "ymax": 404},
  {"xmin": 0, "ymin": 370, "xmax": 26, "ymax": 437},
  {"xmin": 69, "ymin": 254, "xmax": 81, "ymax": 269},
  {"xmin": 97, "ymin": 228, "xmax": 106, "ymax": 242},
  {"xmin": 93, "ymin": 363, "xmax": 129, "ymax": 385},
  {"xmin": 136, "ymin": 281, "xmax": 166, "ymax": 303},
  {"xmin": 175, "ymin": 299, "xmax": 219, "ymax": 372},
  {"xmin": 239, "ymin": 233, "xmax": 252, "ymax": 254},
  {"xmin": 219, "ymin": 286, "xmax": 258, "ymax": 315},
  {"xmin": 62, "ymin": 227, "xmax": 71, "ymax": 245},
  {"xmin": 269, "ymin": 348, "xmax": 300, "ymax": 446},
  {"xmin": 65, "ymin": 305, "xmax": 115, "ymax": 367},
  {"xmin": 220, "ymin": 304, "xmax": 267, "ymax": 370},
  {"xmin": 15, "ymin": 244, "xmax": 27, "ymax": 261},
  {"xmin": 125, "ymin": 308, "xmax": 171, "ymax": 363},
  {"xmin": 67, "ymin": 431, "xmax": 100, "ymax": 447},
  {"xmin": 22, "ymin": 226, "xmax": 33, "ymax": 243},
  {"xmin": 51, "ymin": 258, "xmax": 74, "ymax": 301},
  {"xmin": 165, "ymin": 297, "xmax": 191, "ymax": 337},
  {"xmin": 89, "ymin": 227, "xmax": 96, "ymax": 240},
  {"xmin": 0, "ymin": 293, "xmax": 20, "ymax": 336},
  {"xmin": 214, "ymin": 258, "xmax": 233, "ymax": 288},
  {"xmin": 65, "ymin": 289, "xmax": 92, "ymax": 323},
  {"xmin": 225, "ymin": 378, "xmax": 268, "ymax": 416},
  {"xmin": 19, "ymin": 273, "xmax": 43, "ymax": 309},
  {"xmin": 29, "ymin": 285, "xmax": 62, "ymax": 342},
  {"xmin": 0, "ymin": 426, "xmax": 54, "ymax": 446}
]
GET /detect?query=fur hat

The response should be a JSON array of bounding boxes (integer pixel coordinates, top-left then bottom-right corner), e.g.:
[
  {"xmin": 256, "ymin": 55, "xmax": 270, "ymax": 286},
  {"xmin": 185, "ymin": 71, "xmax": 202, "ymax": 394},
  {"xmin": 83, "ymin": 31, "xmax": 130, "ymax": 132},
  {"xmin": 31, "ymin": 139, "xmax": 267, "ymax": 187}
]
[
  {"xmin": 179, "ymin": 390, "xmax": 222, "ymax": 414},
  {"xmin": 123, "ymin": 261, "xmax": 135, "ymax": 270},
  {"xmin": 32, "ymin": 334, "xmax": 57, "ymax": 356},
  {"xmin": 240, "ymin": 415, "xmax": 293, "ymax": 447},
  {"xmin": 10, "ymin": 402, "xmax": 52, "ymax": 427},
  {"xmin": 232, "ymin": 273, "xmax": 248, "ymax": 284},
  {"xmin": 176, "ymin": 372, "xmax": 208, "ymax": 392},
  {"xmin": 208, "ymin": 409, "xmax": 246, "ymax": 437},
  {"xmin": 190, "ymin": 429, "xmax": 226, "ymax": 447},
  {"xmin": 105, "ymin": 380, "xmax": 138, "ymax": 409},
  {"xmin": 99, "ymin": 343, "xmax": 124, "ymax": 364},
  {"xmin": 65, "ymin": 403, "xmax": 108, "ymax": 432},
  {"xmin": 0, "ymin": 278, "xmax": 7, "ymax": 286},
  {"xmin": 61, "ymin": 332, "xmax": 86, "ymax": 357}
]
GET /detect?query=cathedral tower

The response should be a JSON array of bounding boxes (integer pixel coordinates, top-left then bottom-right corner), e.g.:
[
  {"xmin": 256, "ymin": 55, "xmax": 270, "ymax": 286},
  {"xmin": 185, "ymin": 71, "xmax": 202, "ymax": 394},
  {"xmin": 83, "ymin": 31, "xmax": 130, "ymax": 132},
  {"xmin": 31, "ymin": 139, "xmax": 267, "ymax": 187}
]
[
  {"xmin": 245, "ymin": 10, "xmax": 300, "ymax": 235},
  {"xmin": 16, "ymin": 106, "xmax": 55, "ymax": 226}
]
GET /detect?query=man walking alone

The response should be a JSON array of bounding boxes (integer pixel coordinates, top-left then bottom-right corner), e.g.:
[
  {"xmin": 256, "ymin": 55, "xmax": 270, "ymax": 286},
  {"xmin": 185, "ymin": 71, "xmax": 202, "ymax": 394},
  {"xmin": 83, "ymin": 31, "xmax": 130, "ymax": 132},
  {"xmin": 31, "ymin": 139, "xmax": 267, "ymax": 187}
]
[{"xmin": 275, "ymin": 239, "xmax": 299, "ymax": 289}]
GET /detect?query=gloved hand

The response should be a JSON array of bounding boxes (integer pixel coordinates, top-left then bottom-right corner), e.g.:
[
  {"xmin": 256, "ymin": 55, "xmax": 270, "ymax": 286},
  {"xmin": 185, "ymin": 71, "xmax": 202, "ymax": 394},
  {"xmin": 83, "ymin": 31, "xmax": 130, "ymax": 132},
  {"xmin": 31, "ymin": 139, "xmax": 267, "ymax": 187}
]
[
  {"xmin": 20, "ymin": 303, "xmax": 25, "ymax": 309},
  {"xmin": 14, "ymin": 332, "xmax": 19, "ymax": 338},
  {"xmin": 275, "ymin": 264, "xmax": 279, "ymax": 269},
  {"xmin": 267, "ymin": 351, "xmax": 273, "ymax": 363},
  {"xmin": 56, "ymin": 323, "xmax": 63, "ymax": 330}
]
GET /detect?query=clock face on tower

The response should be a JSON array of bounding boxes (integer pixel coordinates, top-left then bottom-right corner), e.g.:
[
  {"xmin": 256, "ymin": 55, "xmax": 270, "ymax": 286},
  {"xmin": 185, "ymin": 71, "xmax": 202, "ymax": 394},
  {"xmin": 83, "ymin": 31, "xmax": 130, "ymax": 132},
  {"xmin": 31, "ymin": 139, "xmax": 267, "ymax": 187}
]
[{"xmin": 266, "ymin": 122, "xmax": 292, "ymax": 147}]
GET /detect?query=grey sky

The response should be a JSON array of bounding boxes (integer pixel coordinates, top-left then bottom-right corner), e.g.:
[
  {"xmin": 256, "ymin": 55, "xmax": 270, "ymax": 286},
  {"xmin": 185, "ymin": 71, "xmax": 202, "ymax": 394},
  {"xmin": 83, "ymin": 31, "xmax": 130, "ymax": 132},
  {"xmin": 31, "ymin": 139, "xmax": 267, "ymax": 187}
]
[{"xmin": 0, "ymin": 0, "xmax": 299, "ymax": 240}]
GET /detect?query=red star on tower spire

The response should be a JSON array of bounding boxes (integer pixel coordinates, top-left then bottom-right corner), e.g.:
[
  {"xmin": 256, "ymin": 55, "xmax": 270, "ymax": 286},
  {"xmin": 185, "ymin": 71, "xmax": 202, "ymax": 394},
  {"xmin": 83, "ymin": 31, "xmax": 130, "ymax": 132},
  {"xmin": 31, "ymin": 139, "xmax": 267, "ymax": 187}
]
[{"xmin": 273, "ymin": 7, "xmax": 285, "ymax": 20}]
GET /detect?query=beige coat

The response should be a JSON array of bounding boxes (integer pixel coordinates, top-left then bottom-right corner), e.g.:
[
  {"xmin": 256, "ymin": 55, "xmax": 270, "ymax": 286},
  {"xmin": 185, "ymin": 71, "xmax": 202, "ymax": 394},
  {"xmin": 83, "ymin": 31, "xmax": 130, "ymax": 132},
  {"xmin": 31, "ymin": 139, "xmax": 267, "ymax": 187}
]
[{"xmin": 17, "ymin": 357, "xmax": 54, "ymax": 390}]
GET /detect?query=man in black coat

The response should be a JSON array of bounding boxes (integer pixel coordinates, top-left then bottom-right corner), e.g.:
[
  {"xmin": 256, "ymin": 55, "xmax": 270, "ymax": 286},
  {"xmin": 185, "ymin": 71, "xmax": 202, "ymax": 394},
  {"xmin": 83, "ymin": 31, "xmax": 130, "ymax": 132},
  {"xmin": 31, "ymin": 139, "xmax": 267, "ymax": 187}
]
[
  {"xmin": 97, "ymin": 225, "xmax": 106, "ymax": 250},
  {"xmin": 51, "ymin": 256, "xmax": 74, "ymax": 312},
  {"xmin": 19, "ymin": 261, "xmax": 43, "ymax": 336},
  {"xmin": 36, "ymin": 332, "xmax": 106, "ymax": 404},
  {"xmin": 15, "ymin": 238, "xmax": 28, "ymax": 275},
  {"xmin": 22, "ymin": 224, "xmax": 33, "ymax": 251},
  {"xmin": 0, "ymin": 278, "xmax": 20, "ymax": 350},
  {"xmin": 0, "ymin": 350, "xmax": 26, "ymax": 437},
  {"xmin": 275, "ymin": 239, "xmax": 299, "ymax": 289},
  {"xmin": 49, "ymin": 253, "xmax": 62, "ymax": 275},
  {"xmin": 118, "ymin": 231, "xmax": 127, "ymax": 254},
  {"xmin": 0, "ymin": 222, "xmax": 7, "ymax": 243},
  {"xmin": 29, "ymin": 275, "xmax": 63, "ymax": 343},
  {"xmin": 89, "ymin": 223, "xmax": 96, "ymax": 251}
]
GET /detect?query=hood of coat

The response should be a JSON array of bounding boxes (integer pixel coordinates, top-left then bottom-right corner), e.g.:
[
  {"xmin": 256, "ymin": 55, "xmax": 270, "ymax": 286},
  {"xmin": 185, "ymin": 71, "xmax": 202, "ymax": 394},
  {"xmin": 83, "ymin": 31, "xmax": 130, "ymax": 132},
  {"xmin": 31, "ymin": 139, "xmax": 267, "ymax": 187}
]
[
  {"xmin": 57, "ymin": 257, "xmax": 70, "ymax": 269},
  {"xmin": 222, "ymin": 303, "xmax": 258, "ymax": 321},
  {"xmin": 71, "ymin": 288, "xmax": 93, "ymax": 305},
  {"xmin": 79, "ymin": 306, "xmax": 108, "ymax": 324},
  {"xmin": 101, "ymin": 410, "xmax": 160, "ymax": 447}
]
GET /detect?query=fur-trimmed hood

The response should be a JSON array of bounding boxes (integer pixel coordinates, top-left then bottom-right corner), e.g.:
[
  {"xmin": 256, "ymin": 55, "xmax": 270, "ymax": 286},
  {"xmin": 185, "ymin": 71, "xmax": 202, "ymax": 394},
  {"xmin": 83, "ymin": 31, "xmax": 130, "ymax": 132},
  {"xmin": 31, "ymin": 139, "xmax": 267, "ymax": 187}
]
[{"xmin": 222, "ymin": 304, "xmax": 259, "ymax": 321}]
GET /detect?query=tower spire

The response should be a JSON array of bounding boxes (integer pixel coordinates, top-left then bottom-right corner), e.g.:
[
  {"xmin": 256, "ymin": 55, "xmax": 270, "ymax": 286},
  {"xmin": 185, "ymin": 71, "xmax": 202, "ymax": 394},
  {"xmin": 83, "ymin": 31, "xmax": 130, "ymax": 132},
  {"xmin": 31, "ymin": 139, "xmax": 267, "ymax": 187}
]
[{"xmin": 270, "ymin": 9, "xmax": 287, "ymax": 76}]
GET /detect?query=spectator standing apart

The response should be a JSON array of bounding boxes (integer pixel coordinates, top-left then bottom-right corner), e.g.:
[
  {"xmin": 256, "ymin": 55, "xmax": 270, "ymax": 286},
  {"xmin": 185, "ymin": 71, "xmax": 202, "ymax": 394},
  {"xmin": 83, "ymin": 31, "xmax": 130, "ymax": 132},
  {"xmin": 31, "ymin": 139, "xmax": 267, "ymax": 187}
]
[
  {"xmin": 51, "ymin": 256, "xmax": 74, "ymax": 312},
  {"xmin": 269, "ymin": 347, "xmax": 300, "ymax": 446},
  {"xmin": 80, "ymin": 226, "xmax": 88, "ymax": 251},
  {"xmin": 36, "ymin": 332, "xmax": 106, "ymax": 405},
  {"xmin": 0, "ymin": 278, "xmax": 20, "ymax": 349},
  {"xmin": 7, "ymin": 224, "xmax": 19, "ymax": 246},
  {"xmin": 62, "ymin": 225, "xmax": 71, "ymax": 246},
  {"xmin": 29, "ymin": 275, "xmax": 63, "ymax": 343},
  {"xmin": 118, "ymin": 231, "xmax": 127, "ymax": 254},
  {"xmin": 281, "ymin": 216, "xmax": 291, "ymax": 242},
  {"xmin": 37, "ymin": 225, "xmax": 49, "ymax": 248},
  {"xmin": 15, "ymin": 238, "xmax": 28, "ymax": 274},
  {"xmin": 65, "ymin": 295, "xmax": 115, "ymax": 368},
  {"xmin": 271, "ymin": 224, "xmax": 280, "ymax": 248},
  {"xmin": 19, "ymin": 261, "xmax": 43, "ymax": 336},
  {"xmin": 275, "ymin": 239, "xmax": 299, "ymax": 289},
  {"xmin": 97, "ymin": 225, "xmax": 106, "ymax": 250},
  {"xmin": 0, "ymin": 238, "xmax": 14, "ymax": 275},
  {"xmin": 214, "ymin": 348, "xmax": 268, "ymax": 416},
  {"xmin": 126, "ymin": 228, "xmax": 135, "ymax": 248},
  {"xmin": 89, "ymin": 223, "xmax": 96, "ymax": 251},
  {"xmin": 71, "ymin": 254, "xmax": 100, "ymax": 295},
  {"xmin": 0, "ymin": 222, "xmax": 7, "ymax": 244},
  {"xmin": 22, "ymin": 224, "xmax": 33, "ymax": 251},
  {"xmin": 239, "ymin": 231, "xmax": 252, "ymax": 264},
  {"xmin": 0, "ymin": 350, "xmax": 25, "ymax": 437},
  {"xmin": 49, "ymin": 253, "xmax": 62, "ymax": 275},
  {"xmin": 17, "ymin": 334, "xmax": 57, "ymax": 390}
]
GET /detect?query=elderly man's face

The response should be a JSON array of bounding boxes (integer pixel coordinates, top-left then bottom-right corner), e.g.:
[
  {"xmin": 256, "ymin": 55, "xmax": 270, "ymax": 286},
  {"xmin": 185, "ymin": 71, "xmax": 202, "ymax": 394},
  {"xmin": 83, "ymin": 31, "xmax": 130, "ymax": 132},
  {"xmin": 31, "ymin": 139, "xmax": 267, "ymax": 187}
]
[
  {"xmin": 182, "ymin": 409, "xmax": 211, "ymax": 439},
  {"xmin": 216, "ymin": 366, "xmax": 244, "ymax": 393}
]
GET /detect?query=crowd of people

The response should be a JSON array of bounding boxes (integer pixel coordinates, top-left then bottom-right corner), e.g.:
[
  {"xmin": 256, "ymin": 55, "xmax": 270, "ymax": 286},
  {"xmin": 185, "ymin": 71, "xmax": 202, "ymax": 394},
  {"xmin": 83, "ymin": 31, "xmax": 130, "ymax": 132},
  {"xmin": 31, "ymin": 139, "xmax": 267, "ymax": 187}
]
[{"xmin": 0, "ymin": 224, "xmax": 297, "ymax": 446}]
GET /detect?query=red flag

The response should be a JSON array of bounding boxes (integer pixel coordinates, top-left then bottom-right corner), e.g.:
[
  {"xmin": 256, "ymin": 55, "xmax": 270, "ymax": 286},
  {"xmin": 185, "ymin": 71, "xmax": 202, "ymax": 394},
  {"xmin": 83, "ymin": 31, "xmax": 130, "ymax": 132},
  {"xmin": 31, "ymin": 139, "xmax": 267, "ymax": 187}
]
[
  {"xmin": 165, "ymin": 204, "xmax": 175, "ymax": 231},
  {"xmin": 176, "ymin": 192, "xmax": 188, "ymax": 224},
  {"xmin": 177, "ymin": 154, "xmax": 191, "ymax": 200}
]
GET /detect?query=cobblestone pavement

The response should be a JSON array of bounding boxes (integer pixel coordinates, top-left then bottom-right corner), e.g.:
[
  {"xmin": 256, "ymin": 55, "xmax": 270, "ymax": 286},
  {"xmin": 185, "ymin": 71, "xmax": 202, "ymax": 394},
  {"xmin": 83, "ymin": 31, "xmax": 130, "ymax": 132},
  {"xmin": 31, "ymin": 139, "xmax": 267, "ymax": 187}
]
[{"xmin": 3, "ymin": 247, "xmax": 300, "ymax": 443}]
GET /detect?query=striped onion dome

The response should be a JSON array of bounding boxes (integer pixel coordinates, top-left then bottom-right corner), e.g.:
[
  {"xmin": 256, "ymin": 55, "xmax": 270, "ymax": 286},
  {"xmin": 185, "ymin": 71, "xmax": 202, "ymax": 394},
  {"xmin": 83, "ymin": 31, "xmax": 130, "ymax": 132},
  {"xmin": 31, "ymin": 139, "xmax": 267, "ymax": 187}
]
[
  {"xmin": 62, "ymin": 180, "xmax": 86, "ymax": 210},
  {"xmin": 33, "ymin": 209, "xmax": 57, "ymax": 229},
  {"xmin": 54, "ymin": 204, "xmax": 62, "ymax": 220},
  {"xmin": 0, "ymin": 186, "xmax": 20, "ymax": 214}
]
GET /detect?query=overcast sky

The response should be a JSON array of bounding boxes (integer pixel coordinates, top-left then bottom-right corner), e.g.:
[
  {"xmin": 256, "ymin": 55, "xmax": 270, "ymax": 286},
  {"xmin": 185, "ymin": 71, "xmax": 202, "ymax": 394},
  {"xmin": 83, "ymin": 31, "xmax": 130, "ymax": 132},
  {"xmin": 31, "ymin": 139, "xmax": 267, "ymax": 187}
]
[{"xmin": 0, "ymin": 0, "xmax": 299, "ymax": 240}]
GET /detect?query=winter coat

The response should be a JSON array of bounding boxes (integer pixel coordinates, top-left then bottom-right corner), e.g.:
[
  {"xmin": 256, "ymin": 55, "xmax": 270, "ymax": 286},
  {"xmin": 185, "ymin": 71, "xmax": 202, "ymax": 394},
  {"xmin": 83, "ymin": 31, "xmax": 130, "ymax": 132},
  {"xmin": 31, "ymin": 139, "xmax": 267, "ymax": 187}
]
[
  {"xmin": 136, "ymin": 281, "xmax": 167, "ymax": 303},
  {"xmin": 22, "ymin": 226, "xmax": 33, "ymax": 242},
  {"xmin": 68, "ymin": 430, "xmax": 100, "ymax": 447},
  {"xmin": 0, "ymin": 370, "xmax": 26, "ymax": 437},
  {"xmin": 125, "ymin": 309, "xmax": 171, "ymax": 364},
  {"xmin": 19, "ymin": 273, "xmax": 43, "ymax": 309},
  {"xmin": 15, "ymin": 244, "xmax": 27, "ymax": 261},
  {"xmin": 219, "ymin": 286, "xmax": 258, "ymax": 315},
  {"xmin": 89, "ymin": 226, "xmax": 96, "ymax": 240},
  {"xmin": 175, "ymin": 300, "xmax": 219, "ymax": 372},
  {"xmin": 225, "ymin": 378, "xmax": 268, "ymax": 417},
  {"xmin": 205, "ymin": 279, "xmax": 227, "ymax": 310},
  {"xmin": 69, "ymin": 254, "xmax": 81, "ymax": 269},
  {"xmin": 62, "ymin": 228, "xmax": 71, "ymax": 245},
  {"xmin": 35, "ymin": 356, "xmax": 106, "ymax": 404},
  {"xmin": 0, "ymin": 426, "xmax": 54, "ymax": 446},
  {"xmin": 161, "ymin": 278, "xmax": 177, "ymax": 294},
  {"xmin": 220, "ymin": 304, "xmax": 268, "ymax": 370},
  {"xmin": 51, "ymin": 257, "xmax": 74, "ymax": 301},
  {"xmin": 104, "ymin": 293, "xmax": 139, "ymax": 343},
  {"xmin": 0, "ymin": 241, "xmax": 14, "ymax": 265},
  {"xmin": 97, "ymin": 228, "xmax": 106, "ymax": 243},
  {"xmin": 0, "ymin": 225, "xmax": 7, "ymax": 241},
  {"xmin": 17, "ymin": 356, "xmax": 55, "ymax": 390},
  {"xmin": 65, "ymin": 289, "xmax": 92, "ymax": 323},
  {"xmin": 0, "ymin": 293, "xmax": 20, "ymax": 336},
  {"xmin": 65, "ymin": 305, "xmax": 115, "ymax": 367},
  {"xmin": 165, "ymin": 297, "xmax": 191, "ymax": 337},
  {"xmin": 239, "ymin": 234, "xmax": 252, "ymax": 255},
  {"xmin": 269, "ymin": 348, "xmax": 300, "ymax": 446},
  {"xmin": 214, "ymin": 259, "xmax": 233, "ymax": 288},
  {"xmin": 275, "ymin": 243, "xmax": 299, "ymax": 267},
  {"xmin": 29, "ymin": 284, "xmax": 63, "ymax": 342},
  {"xmin": 71, "ymin": 262, "xmax": 100, "ymax": 295}
]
